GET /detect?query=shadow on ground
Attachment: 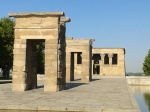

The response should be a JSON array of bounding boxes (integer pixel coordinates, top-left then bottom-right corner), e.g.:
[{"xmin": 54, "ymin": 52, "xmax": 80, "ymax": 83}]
[
  {"xmin": 91, "ymin": 78, "xmax": 100, "ymax": 82},
  {"xmin": 66, "ymin": 82, "xmax": 86, "ymax": 90},
  {"xmin": 0, "ymin": 78, "xmax": 12, "ymax": 84},
  {"xmin": 37, "ymin": 85, "xmax": 44, "ymax": 89},
  {"xmin": 0, "ymin": 81, "xmax": 12, "ymax": 84}
]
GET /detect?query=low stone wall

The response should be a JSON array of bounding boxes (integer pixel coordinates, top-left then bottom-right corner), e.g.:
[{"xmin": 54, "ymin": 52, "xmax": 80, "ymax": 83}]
[
  {"xmin": 126, "ymin": 76, "xmax": 150, "ymax": 86},
  {"xmin": 129, "ymin": 85, "xmax": 150, "ymax": 93},
  {"xmin": 37, "ymin": 74, "xmax": 44, "ymax": 80},
  {"xmin": 100, "ymin": 75, "xmax": 125, "ymax": 78}
]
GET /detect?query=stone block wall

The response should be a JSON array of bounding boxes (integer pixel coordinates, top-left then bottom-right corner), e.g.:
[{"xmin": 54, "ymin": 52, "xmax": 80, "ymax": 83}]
[
  {"xmin": 9, "ymin": 12, "xmax": 70, "ymax": 92},
  {"xmin": 92, "ymin": 48, "xmax": 125, "ymax": 76},
  {"xmin": 126, "ymin": 76, "xmax": 150, "ymax": 86},
  {"xmin": 66, "ymin": 37, "xmax": 94, "ymax": 82}
]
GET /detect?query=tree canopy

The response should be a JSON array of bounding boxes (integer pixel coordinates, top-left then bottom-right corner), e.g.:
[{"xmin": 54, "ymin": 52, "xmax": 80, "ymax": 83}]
[
  {"xmin": 0, "ymin": 17, "xmax": 14, "ymax": 78},
  {"xmin": 36, "ymin": 42, "xmax": 45, "ymax": 74},
  {"xmin": 143, "ymin": 49, "xmax": 150, "ymax": 75}
]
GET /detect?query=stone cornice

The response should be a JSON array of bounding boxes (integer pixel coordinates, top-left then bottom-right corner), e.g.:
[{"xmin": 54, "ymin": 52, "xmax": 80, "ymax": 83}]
[
  {"xmin": 9, "ymin": 12, "xmax": 64, "ymax": 17},
  {"xmin": 60, "ymin": 16, "xmax": 71, "ymax": 23}
]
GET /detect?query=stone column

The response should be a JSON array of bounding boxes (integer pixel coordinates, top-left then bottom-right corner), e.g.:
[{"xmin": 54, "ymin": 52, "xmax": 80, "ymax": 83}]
[
  {"xmin": 98, "ymin": 60, "xmax": 101, "ymax": 75},
  {"xmin": 74, "ymin": 53, "xmax": 77, "ymax": 76},
  {"xmin": 89, "ymin": 45, "xmax": 92, "ymax": 81},
  {"xmin": 100, "ymin": 54, "xmax": 105, "ymax": 75},
  {"xmin": 92, "ymin": 60, "xmax": 94, "ymax": 75},
  {"xmin": 12, "ymin": 39, "xmax": 27, "ymax": 91},
  {"xmin": 66, "ymin": 52, "xmax": 71, "ymax": 82},
  {"xmin": 44, "ymin": 39, "xmax": 58, "ymax": 92},
  {"xmin": 108, "ymin": 54, "xmax": 113, "ymax": 66},
  {"xmin": 81, "ymin": 46, "xmax": 91, "ymax": 82},
  {"xmin": 57, "ymin": 22, "xmax": 66, "ymax": 91},
  {"xmin": 79, "ymin": 53, "xmax": 82, "ymax": 77}
]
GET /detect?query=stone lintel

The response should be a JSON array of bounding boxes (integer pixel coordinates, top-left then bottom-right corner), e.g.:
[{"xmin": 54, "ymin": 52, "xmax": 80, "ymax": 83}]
[
  {"xmin": 92, "ymin": 48, "xmax": 125, "ymax": 54},
  {"xmin": 93, "ymin": 48, "xmax": 125, "ymax": 50},
  {"xmin": 60, "ymin": 16, "xmax": 71, "ymax": 23},
  {"xmin": 66, "ymin": 38, "xmax": 95, "ymax": 46},
  {"xmin": 66, "ymin": 37, "xmax": 94, "ymax": 41},
  {"xmin": 73, "ymin": 38, "xmax": 94, "ymax": 40},
  {"xmin": 8, "ymin": 12, "xmax": 64, "ymax": 17},
  {"xmin": 20, "ymin": 36, "xmax": 57, "ymax": 40}
]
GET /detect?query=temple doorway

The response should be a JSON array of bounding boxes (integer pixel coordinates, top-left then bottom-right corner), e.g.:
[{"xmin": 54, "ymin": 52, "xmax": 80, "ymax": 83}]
[
  {"xmin": 92, "ymin": 54, "xmax": 101, "ymax": 75},
  {"xmin": 70, "ymin": 52, "xmax": 82, "ymax": 81},
  {"xmin": 26, "ymin": 39, "xmax": 45, "ymax": 90}
]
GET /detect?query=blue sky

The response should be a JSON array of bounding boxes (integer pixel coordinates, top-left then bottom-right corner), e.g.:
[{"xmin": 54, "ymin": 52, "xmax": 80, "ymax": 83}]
[{"xmin": 0, "ymin": 0, "xmax": 150, "ymax": 72}]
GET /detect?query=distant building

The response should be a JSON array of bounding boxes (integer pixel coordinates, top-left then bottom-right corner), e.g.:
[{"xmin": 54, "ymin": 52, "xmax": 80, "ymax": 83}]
[
  {"xmin": 92, "ymin": 48, "xmax": 125, "ymax": 76},
  {"xmin": 66, "ymin": 37, "xmax": 126, "ymax": 79}
]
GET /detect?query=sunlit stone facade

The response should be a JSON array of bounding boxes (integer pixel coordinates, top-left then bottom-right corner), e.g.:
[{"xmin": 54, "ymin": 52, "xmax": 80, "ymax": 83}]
[
  {"xmin": 92, "ymin": 48, "xmax": 125, "ymax": 76},
  {"xmin": 9, "ymin": 12, "xmax": 70, "ymax": 92}
]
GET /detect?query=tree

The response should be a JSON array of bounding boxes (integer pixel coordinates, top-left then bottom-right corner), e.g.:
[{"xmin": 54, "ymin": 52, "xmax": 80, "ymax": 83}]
[
  {"xmin": 143, "ymin": 50, "xmax": 150, "ymax": 75},
  {"xmin": 36, "ymin": 42, "xmax": 45, "ymax": 74},
  {"xmin": 0, "ymin": 17, "xmax": 14, "ymax": 79}
]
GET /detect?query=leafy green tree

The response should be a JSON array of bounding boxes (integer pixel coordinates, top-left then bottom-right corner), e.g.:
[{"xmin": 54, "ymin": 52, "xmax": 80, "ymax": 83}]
[
  {"xmin": 36, "ymin": 42, "xmax": 45, "ymax": 74},
  {"xmin": 0, "ymin": 17, "xmax": 14, "ymax": 79},
  {"xmin": 143, "ymin": 50, "xmax": 150, "ymax": 75}
]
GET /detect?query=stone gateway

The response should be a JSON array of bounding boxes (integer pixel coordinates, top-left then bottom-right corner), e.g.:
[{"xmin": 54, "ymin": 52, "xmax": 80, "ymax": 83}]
[
  {"xmin": 9, "ymin": 12, "xmax": 126, "ymax": 93},
  {"xmin": 9, "ymin": 12, "xmax": 70, "ymax": 92}
]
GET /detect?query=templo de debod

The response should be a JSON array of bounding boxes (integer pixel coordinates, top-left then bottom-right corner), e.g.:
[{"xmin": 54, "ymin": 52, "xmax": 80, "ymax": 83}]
[
  {"xmin": 9, "ymin": 12, "xmax": 125, "ymax": 92},
  {"xmin": 9, "ymin": 12, "xmax": 70, "ymax": 92},
  {"xmin": 66, "ymin": 39, "xmax": 125, "ymax": 79}
]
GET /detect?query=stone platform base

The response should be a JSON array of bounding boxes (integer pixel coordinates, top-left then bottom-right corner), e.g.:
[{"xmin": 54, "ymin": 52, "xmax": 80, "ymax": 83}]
[{"xmin": 0, "ymin": 76, "xmax": 140, "ymax": 112}]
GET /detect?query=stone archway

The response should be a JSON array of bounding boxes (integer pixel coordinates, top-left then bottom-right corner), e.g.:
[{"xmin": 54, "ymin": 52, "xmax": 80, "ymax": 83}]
[
  {"xmin": 9, "ymin": 12, "xmax": 70, "ymax": 92},
  {"xmin": 66, "ymin": 37, "xmax": 95, "ymax": 82}
]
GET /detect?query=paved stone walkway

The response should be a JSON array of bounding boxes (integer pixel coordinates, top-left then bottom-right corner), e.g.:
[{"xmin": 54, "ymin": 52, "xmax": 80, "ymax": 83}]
[{"xmin": 0, "ymin": 76, "xmax": 140, "ymax": 112}]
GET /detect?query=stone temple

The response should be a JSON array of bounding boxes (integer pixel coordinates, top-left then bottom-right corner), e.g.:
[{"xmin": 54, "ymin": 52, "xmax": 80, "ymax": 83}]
[{"xmin": 9, "ymin": 12, "xmax": 125, "ymax": 92}]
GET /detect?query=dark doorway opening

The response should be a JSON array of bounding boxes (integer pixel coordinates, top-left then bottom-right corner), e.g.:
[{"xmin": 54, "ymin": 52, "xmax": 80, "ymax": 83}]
[
  {"xmin": 92, "ymin": 54, "xmax": 101, "ymax": 75},
  {"xmin": 112, "ymin": 54, "xmax": 117, "ymax": 65},
  {"xmin": 92, "ymin": 54, "xmax": 101, "ymax": 64},
  {"xmin": 77, "ymin": 52, "xmax": 82, "ymax": 64},
  {"xmin": 70, "ymin": 52, "xmax": 75, "ymax": 81},
  {"xmin": 104, "ymin": 54, "xmax": 109, "ymax": 64},
  {"xmin": 96, "ymin": 65, "xmax": 100, "ymax": 74},
  {"xmin": 93, "ymin": 65, "xmax": 100, "ymax": 75},
  {"xmin": 26, "ymin": 39, "xmax": 45, "ymax": 90}
]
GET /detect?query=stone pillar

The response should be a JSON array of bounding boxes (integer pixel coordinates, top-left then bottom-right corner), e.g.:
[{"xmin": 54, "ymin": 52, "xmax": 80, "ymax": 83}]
[
  {"xmin": 12, "ymin": 39, "xmax": 27, "ymax": 91},
  {"xmin": 44, "ymin": 39, "xmax": 58, "ymax": 92},
  {"xmin": 81, "ymin": 46, "xmax": 91, "ymax": 82},
  {"xmin": 108, "ymin": 54, "xmax": 113, "ymax": 66},
  {"xmin": 66, "ymin": 51, "xmax": 75, "ymax": 82},
  {"xmin": 98, "ymin": 60, "xmax": 101, "ymax": 75},
  {"xmin": 100, "ymin": 54, "xmax": 105, "ymax": 75},
  {"xmin": 66, "ymin": 52, "xmax": 71, "ymax": 82},
  {"xmin": 57, "ymin": 22, "xmax": 67, "ymax": 91},
  {"xmin": 79, "ymin": 53, "xmax": 82, "ymax": 77},
  {"xmin": 74, "ymin": 53, "xmax": 77, "ymax": 76},
  {"xmin": 89, "ymin": 45, "xmax": 92, "ymax": 81},
  {"xmin": 92, "ymin": 60, "xmax": 94, "ymax": 75}
]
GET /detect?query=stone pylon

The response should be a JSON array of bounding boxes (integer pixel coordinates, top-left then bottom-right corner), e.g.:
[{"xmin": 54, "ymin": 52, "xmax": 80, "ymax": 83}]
[{"xmin": 9, "ymin": 12, "xmax": 70, "ymax": 92}]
